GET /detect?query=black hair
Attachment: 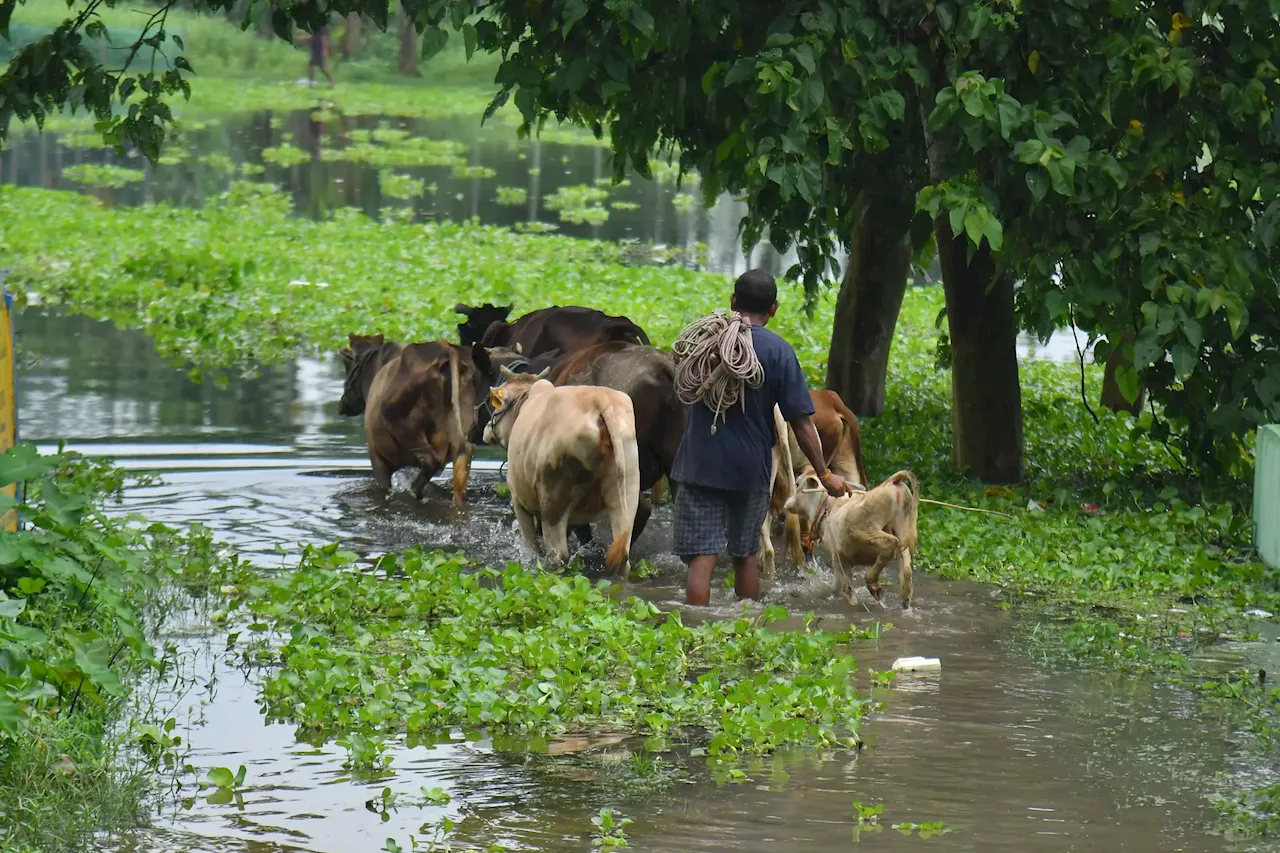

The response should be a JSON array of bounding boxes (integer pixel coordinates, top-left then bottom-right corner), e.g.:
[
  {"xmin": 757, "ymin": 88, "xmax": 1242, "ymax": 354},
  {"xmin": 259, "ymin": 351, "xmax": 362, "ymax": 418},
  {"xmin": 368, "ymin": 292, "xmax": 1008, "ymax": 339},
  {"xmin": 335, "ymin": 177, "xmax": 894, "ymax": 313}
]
[{"xmin": 732, "ymin": 268, "xmax": 778, "ymax": 314}]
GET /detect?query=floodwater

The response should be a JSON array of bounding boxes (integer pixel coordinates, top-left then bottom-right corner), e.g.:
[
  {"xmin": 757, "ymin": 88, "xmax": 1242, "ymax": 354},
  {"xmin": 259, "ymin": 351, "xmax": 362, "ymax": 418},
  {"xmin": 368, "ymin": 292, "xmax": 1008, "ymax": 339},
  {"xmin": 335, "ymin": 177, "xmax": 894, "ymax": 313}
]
[{"xmin": 16, "ymin": 310, "xmax": 1269, "ymax": 853}]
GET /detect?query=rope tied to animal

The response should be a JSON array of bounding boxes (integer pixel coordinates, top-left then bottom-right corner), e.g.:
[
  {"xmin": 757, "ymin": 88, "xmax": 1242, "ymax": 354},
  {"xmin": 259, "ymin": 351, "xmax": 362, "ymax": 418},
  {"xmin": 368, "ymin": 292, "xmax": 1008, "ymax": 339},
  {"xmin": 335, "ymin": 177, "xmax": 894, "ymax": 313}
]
[
  {"xmin": 672, "ymin": 309, "xmax": 764, "ymax": 434},
  {"xmin": 342, "ymin": 345, "xmax": 382, "ymax": 412}
]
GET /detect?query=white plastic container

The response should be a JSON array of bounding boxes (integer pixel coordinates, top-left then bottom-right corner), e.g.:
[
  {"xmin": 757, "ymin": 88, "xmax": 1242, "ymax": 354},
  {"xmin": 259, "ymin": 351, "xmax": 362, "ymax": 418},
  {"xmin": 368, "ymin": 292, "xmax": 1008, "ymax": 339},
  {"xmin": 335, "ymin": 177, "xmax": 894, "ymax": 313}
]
[{"xmin": 891, "ymin": 656, "xmax": 941, "ymax": 673}]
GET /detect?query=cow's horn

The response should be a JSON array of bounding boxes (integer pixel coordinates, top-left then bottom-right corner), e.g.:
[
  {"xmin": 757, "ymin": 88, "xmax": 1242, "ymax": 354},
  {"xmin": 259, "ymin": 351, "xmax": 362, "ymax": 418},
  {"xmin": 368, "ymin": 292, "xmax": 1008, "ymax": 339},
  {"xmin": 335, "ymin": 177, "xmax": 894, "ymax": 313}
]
[
  {"xmin": 535, "ymin": 367, "xmax": 551, "ymax": 380},
  {"xmin": 499, "ymin": 364, "xmax": 518, "ymax": 380},
  {"xmin": 513, "ymin": 342, "xmax": 523, "ymax": 355}
]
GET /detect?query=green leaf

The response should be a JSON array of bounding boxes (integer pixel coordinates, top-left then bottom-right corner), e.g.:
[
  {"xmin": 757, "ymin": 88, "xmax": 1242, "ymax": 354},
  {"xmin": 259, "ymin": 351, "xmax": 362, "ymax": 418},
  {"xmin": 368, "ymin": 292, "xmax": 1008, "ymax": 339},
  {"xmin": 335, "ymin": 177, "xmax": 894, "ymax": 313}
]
[
  {"xmin": 936, "ymin": 3, "xmax": 956, "ymax": 33},
  {"xmin": 1045, "ymin": 159, "xmax": 1075, "ymax": 196},
  {"xmin": 983, "ymin": 212, "xmax": 1004, "ymax": 252},
  {"xmin": 420, "ymin": 27, "xmax": 449, "ymax": 61},
  {"xmin": 963, "ymin": 209, "xmax": 985, "ymax": 248},
  {"xmin": 1171, "ymin": 344, "xmax": 1196, "ymax": 378},
  {"xmin": 0, "ymin": 597, "xmax": 25, "ymax": 620},
  {"xmin": 1115, "ymin": 365, "xmax": 1140, "ymax": 404},
  {"xmin": 462, "ymin": 23, "xmax": 478, "ymax": 60},
  {"xmin": 0, "ymin": 445, "xmax": 56, "ymax": 489},
  {"xmin": 69, "ymin": 636, "xmax": 124, "ymax": 697},
  {"xmin": 1222, "ymin": 293, "xmax": 1247, "ymax": 338},
  {"xmin": 0, "ymin": 693, "xmax": 24, "ymax": 737},
  {"xmin": 1015, "ymin": 139, "xmax": 1047, "ymax": 164},
  {"xmin": 628, "ymin": 6, "xmax": 655, "ymax": 36},
  {"xmin": 206, "ymin": 766, "xmax": 236, "ymax": 788},
  {"xmin": 1025, "ymin": 170, "xmax": 1048, "ymax": 202},
  {"xmin": 561, "ymin": 0, "xmax": 587, "ymax": 35}
]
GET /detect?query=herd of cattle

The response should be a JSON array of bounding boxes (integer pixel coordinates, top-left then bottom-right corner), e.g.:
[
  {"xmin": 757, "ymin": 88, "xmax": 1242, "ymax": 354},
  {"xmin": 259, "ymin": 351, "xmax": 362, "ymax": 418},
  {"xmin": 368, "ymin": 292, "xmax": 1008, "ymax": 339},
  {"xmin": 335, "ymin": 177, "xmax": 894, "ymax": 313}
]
[{"xmin": 336, "ymin": 303, "xmax": 921, "ymax": 607}]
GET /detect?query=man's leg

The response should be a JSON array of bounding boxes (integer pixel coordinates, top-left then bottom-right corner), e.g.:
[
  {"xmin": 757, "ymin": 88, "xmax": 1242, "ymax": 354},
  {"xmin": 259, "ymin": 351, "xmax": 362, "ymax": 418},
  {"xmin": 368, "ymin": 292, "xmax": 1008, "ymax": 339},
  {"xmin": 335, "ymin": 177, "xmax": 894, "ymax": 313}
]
[
  {"xmin": 731, "ymin": 555, "xmax": 760, "ymax": 601},
  {"xmin": 672, "ymin": 483, "xmax": 727, "ymax": 606},
  {"xmin": 726, "ymin": 489, "xmax": 771, "ymax": 602},
  {"xmin": 686, "ymin": 554, "xmax": 718, "ymax": 606}
]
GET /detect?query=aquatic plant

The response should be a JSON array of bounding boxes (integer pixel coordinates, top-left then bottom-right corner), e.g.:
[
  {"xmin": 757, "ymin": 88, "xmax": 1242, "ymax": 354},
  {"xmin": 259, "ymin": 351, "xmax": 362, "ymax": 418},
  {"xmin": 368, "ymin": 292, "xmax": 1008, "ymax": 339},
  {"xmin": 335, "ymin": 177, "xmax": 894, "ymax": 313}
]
[
  {"xmin": 452, "ymin": 164, "xmax": 497, "ymax": 180},
  {"xmin": 233, "ymin": 545, "xmax": 870, "ymax": 767},
  {"xmin": 323, "ymin": 138, "xmax": 467, "ymax": 169},
  {"xmin": 544, "ymin": 184, "xmax": 610, "ymax": 225},
  {"xmin": 494, "ymin": 186, "xmax": 528, "ymax": 206},
  {"xmin": 379, "ymin": 170, "xmax": 428, "ymax": 200},
  {"xmin": 261, "ymin": 143, "xmax": 312, "ymax": 167},
  {"xmin": 0, "ymin": 444, "xmax": 242, "ymax": 849},
  {"xmin": 60, "ymin": 164, "xmax": 144, "ymax": 189}
]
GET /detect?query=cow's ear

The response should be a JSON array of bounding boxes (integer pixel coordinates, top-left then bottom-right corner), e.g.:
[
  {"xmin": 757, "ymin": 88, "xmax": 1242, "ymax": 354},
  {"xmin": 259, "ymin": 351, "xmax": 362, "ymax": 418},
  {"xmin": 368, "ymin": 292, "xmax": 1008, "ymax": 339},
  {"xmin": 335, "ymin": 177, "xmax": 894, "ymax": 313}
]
[
  {"xmin": 513, "ymin": 342, "xmax": 523, "ymax": 355},
  {"xmin": 454, "ymin": 304, "xmax": 473, "ymax": 317}
]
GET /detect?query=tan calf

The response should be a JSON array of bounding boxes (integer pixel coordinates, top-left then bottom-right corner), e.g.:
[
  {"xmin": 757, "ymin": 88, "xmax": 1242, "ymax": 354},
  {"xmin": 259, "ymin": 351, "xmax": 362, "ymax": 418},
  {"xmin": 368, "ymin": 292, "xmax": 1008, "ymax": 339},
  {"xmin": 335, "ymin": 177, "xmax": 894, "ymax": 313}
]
[
  {"xmin": 483, "ymin": 367, "xmax": 641, "ymax": 578},
  {"xmin": 784, "ymin": 469, "xmax": 919, "ymax": 608}
]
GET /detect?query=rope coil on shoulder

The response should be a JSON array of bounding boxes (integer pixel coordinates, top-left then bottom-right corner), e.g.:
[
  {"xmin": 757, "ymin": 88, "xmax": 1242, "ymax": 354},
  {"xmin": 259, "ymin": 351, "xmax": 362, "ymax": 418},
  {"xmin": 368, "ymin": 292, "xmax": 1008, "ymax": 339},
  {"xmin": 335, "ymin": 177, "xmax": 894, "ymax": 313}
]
[{"xmin": 672, "ymin": 309, "xmax": 764, "ymax": 434}]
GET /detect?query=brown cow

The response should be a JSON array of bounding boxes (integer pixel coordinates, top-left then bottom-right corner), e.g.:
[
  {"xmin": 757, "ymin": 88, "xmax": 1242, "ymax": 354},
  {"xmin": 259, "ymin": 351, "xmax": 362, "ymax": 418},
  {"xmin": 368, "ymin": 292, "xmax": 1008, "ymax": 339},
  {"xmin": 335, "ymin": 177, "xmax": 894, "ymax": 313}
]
[
  {"xmin": 764, "ymin": 389, "xmax": 870, "ymax": 571},
  {"xmin": 454, "ymin": 304, "xmax": 650, "ymax": 357},
  {"xmin": 338, "ymin": 333, "xmax": 491, "ymax": 506}
]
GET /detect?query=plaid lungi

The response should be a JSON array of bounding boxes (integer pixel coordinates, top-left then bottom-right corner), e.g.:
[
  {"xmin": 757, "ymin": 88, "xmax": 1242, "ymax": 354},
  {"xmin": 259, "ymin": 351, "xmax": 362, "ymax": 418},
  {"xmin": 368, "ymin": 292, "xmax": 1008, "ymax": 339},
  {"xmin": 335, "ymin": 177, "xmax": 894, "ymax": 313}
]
[{"xmin": 673, "ymin": 482, "xmax": 772, "ymax": 559}]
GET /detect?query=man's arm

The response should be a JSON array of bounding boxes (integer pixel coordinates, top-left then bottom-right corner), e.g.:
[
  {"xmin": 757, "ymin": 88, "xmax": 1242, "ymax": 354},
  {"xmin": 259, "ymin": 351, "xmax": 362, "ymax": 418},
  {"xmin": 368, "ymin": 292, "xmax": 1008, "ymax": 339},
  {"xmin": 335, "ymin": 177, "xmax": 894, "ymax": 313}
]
[
  {"xmin": 790, "ymin": 416, "xmax": 853, "ymax": 496},
  {"xmin": 775, "ymin": 342, "xmax": 853, "ymax": 498}
]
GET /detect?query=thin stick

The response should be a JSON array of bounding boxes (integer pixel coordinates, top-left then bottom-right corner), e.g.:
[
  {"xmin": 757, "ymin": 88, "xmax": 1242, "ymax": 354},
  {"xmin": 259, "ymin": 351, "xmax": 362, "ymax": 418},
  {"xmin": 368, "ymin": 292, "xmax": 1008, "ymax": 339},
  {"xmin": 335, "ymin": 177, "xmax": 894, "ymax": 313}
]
[
  {"xmin": 1070, "ymin": 307, "xmax": 1100, "ymax": 426},
  {"xmin": 918, "ymin": 498, "xmax": 1015, "ymax": 519}
]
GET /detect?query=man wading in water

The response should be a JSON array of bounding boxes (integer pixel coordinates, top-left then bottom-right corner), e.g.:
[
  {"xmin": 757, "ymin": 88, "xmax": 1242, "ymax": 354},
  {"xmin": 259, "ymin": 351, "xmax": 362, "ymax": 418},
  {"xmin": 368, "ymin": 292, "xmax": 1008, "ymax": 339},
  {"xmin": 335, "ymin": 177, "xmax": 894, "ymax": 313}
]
[{"xmin": 671, "ymin": 269, "xmax": 854, "ymax": 606}]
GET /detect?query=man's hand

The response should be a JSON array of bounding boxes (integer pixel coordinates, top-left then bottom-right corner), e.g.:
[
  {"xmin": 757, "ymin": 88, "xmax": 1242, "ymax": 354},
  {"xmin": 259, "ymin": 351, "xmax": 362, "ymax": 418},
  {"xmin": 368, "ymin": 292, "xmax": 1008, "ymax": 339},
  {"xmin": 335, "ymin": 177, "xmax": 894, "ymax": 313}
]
[{"xmin": 820, "ymin": 471, "xmax": 854, "ymax": 497}]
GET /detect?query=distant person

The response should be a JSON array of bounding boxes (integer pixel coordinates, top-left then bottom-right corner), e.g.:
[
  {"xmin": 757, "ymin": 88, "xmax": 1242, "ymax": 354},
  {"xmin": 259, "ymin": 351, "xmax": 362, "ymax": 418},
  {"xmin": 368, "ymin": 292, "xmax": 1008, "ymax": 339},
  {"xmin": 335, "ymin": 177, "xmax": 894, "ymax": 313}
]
[{"xmin": 299, "ymin": 25, "xmax": 334, "ymax": 88}]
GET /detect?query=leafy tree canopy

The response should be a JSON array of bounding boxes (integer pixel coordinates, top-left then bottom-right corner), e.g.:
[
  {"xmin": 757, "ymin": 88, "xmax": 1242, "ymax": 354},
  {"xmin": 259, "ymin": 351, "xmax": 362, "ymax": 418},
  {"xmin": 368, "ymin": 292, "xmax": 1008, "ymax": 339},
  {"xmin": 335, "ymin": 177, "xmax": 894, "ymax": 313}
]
[{"xmin": 2, "ymin": 0, "xmax": 1279, "ymax": 475}]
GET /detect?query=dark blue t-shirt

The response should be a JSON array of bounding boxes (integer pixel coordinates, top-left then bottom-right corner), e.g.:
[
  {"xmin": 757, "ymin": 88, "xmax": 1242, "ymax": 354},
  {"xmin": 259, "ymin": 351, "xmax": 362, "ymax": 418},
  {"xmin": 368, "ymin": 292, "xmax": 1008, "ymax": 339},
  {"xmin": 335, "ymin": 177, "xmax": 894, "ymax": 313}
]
[{"xmin": 672, "ymin": 325, "xmax": 815, "ymax": 494}]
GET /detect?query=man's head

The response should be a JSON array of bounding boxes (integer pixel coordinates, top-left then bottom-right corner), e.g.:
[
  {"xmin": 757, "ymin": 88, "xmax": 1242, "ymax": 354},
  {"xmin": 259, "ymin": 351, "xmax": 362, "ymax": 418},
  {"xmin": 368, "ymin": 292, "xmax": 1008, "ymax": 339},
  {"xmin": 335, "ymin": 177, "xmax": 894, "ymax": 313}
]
[{"xmin": 730, "ymin": 268, "xmax": 779, "ymax": 323}]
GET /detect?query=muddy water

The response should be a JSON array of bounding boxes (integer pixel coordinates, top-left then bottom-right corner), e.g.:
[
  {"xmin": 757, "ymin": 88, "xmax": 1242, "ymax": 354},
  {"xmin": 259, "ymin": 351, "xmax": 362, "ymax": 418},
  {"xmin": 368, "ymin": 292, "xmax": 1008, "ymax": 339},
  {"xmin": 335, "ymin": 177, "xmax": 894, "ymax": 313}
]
[{"xmin": 16, "ymin": 309, "xmax": 1259, "ymax": 852}]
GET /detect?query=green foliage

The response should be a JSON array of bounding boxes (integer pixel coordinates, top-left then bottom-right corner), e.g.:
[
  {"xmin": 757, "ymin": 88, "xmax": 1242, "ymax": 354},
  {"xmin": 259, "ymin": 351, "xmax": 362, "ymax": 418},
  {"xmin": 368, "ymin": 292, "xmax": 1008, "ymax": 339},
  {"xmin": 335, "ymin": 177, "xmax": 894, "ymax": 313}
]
[
  {"xmin": 322, "ymin": 137, "xmax": 467, "ymax": 168},
  {"xmin": 494, "ymin": 186, "xmax": 528, "ymax": 206},
  {"xmin": 261, "ymin": 142, "xmax": 311, "ymax": 166},
  {"xmin": 60, "ymin": 163, "xmax": 144, "ymax": 189},
  {"xmin": 543, "ymin": 183, "xmax": 609, "ymax": 225},
  {"xmin": 0, "ymin": 443, "xmax": 241, "ymax": 849},
  {"xmin": 379, "ymin": 170, "xmax": 427, "ymax": 200},
  {"xmin": 591, "ymin": 808, "xmax": 631, "ymax": 851},
  {"xmin": 232, "ymin": 545, "xmax": 870, "ymax": 767}
]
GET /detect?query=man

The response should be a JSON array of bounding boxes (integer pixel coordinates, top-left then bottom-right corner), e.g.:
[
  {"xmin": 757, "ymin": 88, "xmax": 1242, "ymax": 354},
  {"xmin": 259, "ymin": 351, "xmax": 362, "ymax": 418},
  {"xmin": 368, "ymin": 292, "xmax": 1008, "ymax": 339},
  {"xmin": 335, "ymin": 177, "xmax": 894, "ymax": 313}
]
[
  {"xmin": 299, "ymin": 25, "xmax": 335, "ymax": 88},
  {"xmin": 672, "ymin": 269, "xmax": 854, "ymax": 606}
]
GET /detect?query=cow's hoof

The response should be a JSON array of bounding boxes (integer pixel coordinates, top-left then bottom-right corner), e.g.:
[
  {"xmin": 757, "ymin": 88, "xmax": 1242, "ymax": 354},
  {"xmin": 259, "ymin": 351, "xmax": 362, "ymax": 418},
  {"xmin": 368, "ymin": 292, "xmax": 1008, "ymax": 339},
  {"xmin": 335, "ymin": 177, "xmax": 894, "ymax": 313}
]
[{"xmin": 866, "ymin": 581, "xmax": 884, "ymax": 601}]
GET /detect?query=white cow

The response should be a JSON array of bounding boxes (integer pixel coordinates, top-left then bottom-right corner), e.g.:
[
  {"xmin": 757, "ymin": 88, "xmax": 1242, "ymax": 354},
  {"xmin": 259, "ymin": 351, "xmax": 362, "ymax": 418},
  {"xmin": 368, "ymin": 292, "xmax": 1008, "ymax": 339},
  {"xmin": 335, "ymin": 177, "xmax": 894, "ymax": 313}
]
[{"xmin": 483, "ymin": 367, "xmax": 641, "ymax": 578}]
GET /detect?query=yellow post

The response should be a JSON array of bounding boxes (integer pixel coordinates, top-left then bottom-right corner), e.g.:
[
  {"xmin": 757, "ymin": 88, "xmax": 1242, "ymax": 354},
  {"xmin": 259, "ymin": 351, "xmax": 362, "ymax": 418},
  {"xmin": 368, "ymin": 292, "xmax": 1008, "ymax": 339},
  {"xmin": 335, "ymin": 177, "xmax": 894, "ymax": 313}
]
[{"xmin": 0, "ymin": 280, "xmax": 16, "ymax": 532}]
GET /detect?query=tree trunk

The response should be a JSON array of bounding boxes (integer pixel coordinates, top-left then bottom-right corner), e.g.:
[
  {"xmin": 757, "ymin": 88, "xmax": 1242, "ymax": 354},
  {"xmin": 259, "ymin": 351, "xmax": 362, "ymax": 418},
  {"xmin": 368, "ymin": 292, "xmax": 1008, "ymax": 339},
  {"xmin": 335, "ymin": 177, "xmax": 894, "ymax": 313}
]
[
  {"xmin": 935, "ymin": 219, "xmax": 1025, "ymax": 483},
  {"xmin": 340, "ymin": 13, "xmax": 362, "ymax": 59},
  {"xmin": 826, "ymin": 196, "xmax": 911, "ymax": 417},
  {"xmin": 1100, "ymin": 329, "xmax": 1146, "ymax": 414},
  {"xmin": 919, "ymin": 66, "xmax": 1024, "ymax": 483},
  {"xmin": 256, "ymin": 0, "xmax": 275, "ymax": 38},
  {"xmin": 397, "ymin": 9, "xmax": 420, "ymax": 77}
]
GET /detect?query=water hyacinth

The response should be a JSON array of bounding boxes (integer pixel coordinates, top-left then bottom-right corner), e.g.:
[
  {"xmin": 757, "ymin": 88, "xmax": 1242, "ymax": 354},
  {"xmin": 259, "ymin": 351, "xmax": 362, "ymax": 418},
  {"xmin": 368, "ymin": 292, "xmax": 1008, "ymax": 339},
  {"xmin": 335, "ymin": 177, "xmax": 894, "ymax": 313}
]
[{"xmin": 235, "ymin": 546, "xmax": 872, "ymax": 767}]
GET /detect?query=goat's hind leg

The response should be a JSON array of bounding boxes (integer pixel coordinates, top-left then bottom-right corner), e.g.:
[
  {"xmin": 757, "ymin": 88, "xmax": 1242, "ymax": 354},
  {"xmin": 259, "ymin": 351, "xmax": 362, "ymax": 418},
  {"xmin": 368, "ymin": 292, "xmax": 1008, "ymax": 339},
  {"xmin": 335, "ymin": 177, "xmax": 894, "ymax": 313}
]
[{"xmin": 862, "ymin": 531, "xmax": 901, "ymax": 603}]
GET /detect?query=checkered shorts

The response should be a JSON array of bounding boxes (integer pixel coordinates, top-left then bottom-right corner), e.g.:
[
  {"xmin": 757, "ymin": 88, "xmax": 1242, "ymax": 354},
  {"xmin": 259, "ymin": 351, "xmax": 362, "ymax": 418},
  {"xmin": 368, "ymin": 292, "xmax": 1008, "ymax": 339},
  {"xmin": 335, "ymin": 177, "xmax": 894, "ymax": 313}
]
[{"xmin": 673, "ymin": 482, "xmax": 772, "ymax": 559}]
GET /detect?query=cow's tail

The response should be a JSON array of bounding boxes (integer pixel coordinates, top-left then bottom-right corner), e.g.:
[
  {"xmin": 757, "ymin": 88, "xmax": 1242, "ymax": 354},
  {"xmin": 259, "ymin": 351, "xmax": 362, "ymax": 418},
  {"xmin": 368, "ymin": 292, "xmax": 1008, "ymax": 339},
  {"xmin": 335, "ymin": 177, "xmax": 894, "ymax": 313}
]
[
  {"xmin": 827, "ymin": 393, "xmax": 868, "ymax": 488},
  {"xmin": 772, "ymin": 404, "xmax": 803, "ymax": 565},
  {"xmin": 447, "ymin": 343, "xmax": 464, "ymax": 442},
  {"xmin": 888, "ymin": 470, "xmax": 919, "ymax": 552},
  {"xmin": 600, "ymin": 399, "xmax": 640, "ymax": 578}
]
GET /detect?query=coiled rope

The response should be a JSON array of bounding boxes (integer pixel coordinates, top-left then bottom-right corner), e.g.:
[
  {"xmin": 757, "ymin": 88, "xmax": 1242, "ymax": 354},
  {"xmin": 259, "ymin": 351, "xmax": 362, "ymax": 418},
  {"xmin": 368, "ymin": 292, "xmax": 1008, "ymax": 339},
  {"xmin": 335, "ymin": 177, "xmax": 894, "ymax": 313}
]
[{"xmin": 672, "ymin": 309, "xmax": 764, "ymax": 434}]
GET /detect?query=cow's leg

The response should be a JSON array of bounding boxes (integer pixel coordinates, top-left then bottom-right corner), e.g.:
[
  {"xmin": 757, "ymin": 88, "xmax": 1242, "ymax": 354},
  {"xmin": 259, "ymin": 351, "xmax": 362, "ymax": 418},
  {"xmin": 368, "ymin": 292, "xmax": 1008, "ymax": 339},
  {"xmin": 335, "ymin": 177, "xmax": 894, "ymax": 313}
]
[
  {"xmin": 410, "ymin": 468, "xmax": 431, "ymax": 500},
  {"xmin": 371, "ymin": 454, "xmax": 393, "ymax": 491},
  {"xmin": 862, "ymin": 531, "xmax": 902, "ymax": 603},
  {"xmin": 784, "ymin": 512, "xmax": 803, "ymax": 566},
  {"xmin": 758, "ymin": 514, "xmax": 776, "ymax": 580},
  {"xmin": 451, "ymin": 444, "xmax": 473, "ymax": 507},
  {"xmin": 629, "ymin": 492, "xmax": 652, "ymax": 545},
  {"xmin": 514, "ymin": 503, "xmax": 541, "ymax": 557},
  {"xmin": 542, "ymin": 511, "xmax": 572, "ymax": 567},
  {"xmin": 571, "ymin": 524, "xmax": 594, "ymax": 546},
  {"xmin": 899, "ymin": 547, "xmax": 914, "ymax": 609}
]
